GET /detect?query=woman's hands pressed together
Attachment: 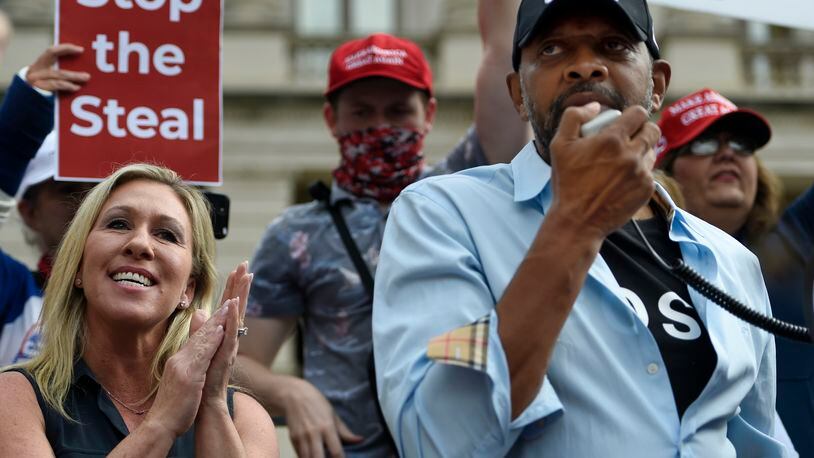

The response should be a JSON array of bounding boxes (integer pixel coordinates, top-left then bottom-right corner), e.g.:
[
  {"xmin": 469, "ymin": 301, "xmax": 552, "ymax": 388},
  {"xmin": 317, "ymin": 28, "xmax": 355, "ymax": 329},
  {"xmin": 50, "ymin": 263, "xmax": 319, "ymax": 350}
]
[
  {"xmin": 202, "ymin": 261, "xmax": 253, "ymax": 410},
  {"xmin": 141, "ymin": 261, "xmax": 253, "ymax": 439}
]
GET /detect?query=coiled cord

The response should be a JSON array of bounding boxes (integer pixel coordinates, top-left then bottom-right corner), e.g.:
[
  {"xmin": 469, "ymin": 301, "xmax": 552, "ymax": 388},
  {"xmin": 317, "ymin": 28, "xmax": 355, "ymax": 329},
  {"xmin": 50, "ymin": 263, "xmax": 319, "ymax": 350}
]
[{"xmin": 630, "ymin": 219, "xmax": 812, "ymax": 343}]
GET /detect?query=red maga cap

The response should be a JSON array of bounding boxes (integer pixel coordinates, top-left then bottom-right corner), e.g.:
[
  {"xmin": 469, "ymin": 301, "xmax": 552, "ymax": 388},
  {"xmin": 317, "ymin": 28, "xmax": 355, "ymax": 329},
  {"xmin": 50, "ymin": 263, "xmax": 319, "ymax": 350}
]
[
  {"xmin": 655, "ymin": 88, "xmax": 771, "ymax": 166},
  {"xmin": 325, "ymin": 33, "xmax": 433, "ymax": 97}
]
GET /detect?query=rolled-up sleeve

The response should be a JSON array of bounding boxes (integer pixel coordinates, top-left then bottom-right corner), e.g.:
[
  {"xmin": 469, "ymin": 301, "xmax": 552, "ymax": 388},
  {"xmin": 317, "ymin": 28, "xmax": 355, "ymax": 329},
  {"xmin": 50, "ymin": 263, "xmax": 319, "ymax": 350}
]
[{"xmin": 373, "ymin": 185, "xmax": 562, "ymax": 457}]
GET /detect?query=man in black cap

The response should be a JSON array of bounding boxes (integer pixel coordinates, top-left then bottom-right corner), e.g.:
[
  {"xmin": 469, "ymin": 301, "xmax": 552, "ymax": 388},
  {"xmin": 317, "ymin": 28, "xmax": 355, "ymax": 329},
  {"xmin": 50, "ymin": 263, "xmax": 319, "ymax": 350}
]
[{"xmin": 372, "ymin": 0, "xmax": 786, "ymax": 455}]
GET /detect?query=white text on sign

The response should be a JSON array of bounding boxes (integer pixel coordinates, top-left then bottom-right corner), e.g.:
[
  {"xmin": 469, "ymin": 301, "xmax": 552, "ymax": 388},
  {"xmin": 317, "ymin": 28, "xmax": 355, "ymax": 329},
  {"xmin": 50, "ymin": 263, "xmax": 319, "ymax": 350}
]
[
  {"xmin": 71, "ymin": 96, "xmax": 204, "ymax": 141},
  {"xmin": 93, "ymin": 32, "xmax": 184, "ymax": 76},
  {"xmin": 76, "ymin": 0, "xmax": 202, "ymax": 22},
  {"xmin": 70, "ymin": 0, "xmax": 207, "ymax": 141}
]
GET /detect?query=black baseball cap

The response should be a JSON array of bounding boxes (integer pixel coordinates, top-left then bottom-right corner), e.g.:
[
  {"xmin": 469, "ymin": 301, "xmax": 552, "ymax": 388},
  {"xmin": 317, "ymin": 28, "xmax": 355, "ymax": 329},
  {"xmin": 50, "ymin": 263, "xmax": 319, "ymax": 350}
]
[{"xmin": 512, "ymin": 0, "xmax": 661, "ymax": 71}]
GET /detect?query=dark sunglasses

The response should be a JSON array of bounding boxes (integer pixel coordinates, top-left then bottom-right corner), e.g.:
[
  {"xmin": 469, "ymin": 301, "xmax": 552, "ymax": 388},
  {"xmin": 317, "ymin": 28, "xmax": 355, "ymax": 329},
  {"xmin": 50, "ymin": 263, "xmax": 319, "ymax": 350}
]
[{"xmin": 685, "ymin": 136, "xmax": 756, "ymax": 156}]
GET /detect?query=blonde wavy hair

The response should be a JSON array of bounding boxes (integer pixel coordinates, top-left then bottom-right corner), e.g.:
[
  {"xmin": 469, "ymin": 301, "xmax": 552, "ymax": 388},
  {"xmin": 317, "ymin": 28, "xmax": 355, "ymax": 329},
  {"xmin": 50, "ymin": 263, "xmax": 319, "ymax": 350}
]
[{"xmin": 17, "ymin": 163, "xmax": 217, "ymax": 419}]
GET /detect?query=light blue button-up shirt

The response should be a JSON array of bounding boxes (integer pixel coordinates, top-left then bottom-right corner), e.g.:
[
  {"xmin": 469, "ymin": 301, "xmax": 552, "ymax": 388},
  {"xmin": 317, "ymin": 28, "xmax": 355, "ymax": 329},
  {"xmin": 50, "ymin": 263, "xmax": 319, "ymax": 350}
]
[{"xmin": 373, "ymin": 142, "xmax": 786, "ymax": 457}]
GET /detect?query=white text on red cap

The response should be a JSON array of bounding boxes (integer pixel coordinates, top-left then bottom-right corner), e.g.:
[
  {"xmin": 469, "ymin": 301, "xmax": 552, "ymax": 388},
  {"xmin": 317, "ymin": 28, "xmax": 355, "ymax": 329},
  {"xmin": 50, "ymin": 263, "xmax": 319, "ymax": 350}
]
[
  {"xmin": 679, "ymin": 104, "xmax": 736, "ymax": 127},
  {"xmin": 667, "ymin": 90, "xmax": 734, "ymax": 116},
  {"xmin": 344, "ymin": 45, "xmax": 408, "ymax": 71}
]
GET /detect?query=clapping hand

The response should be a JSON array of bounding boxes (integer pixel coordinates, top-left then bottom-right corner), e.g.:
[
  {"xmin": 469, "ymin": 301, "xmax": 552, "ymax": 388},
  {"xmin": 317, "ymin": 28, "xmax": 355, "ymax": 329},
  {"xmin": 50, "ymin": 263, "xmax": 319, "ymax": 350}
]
[
  {"xmin": 201, "ymin": 261, "xmax": 253, "ymax": 409},
  {"xmin": 140, "ymin": 261, "xmax": 253, "ymax": 438}
]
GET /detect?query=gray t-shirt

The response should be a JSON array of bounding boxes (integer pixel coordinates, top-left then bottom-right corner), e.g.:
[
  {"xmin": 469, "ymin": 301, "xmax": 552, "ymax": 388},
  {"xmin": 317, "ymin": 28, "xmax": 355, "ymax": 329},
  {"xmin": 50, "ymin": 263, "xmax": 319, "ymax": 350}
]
[{"xmin": 247, "ymin": 127, "xmax": 487, "ymax": 457}]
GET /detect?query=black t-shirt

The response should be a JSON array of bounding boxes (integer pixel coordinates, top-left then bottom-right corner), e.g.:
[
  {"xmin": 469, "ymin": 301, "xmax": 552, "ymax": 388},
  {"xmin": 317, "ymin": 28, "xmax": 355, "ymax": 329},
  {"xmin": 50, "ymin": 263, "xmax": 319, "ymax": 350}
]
[{"xmin": 600, "ymin": 216, "xmax": 717, "ymax": 419}]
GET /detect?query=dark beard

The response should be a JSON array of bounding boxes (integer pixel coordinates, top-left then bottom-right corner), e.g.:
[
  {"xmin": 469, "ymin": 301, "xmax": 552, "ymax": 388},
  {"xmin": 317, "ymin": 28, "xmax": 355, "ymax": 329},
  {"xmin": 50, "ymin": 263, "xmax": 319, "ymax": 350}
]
[{"xmin": 524, "ymin": 81, "xmax": 652, "ymax": 161}]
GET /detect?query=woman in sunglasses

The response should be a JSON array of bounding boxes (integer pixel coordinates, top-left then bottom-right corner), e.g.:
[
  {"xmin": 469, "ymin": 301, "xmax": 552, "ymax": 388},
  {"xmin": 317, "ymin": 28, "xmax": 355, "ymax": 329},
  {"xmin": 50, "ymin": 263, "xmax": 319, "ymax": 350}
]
[
  {"xmin": 655, "ymin": 88, "xmax": 779, "ymax": 244},
  {"xmin": 655, "ymin": 88, "xmax": 813, "ymax": 456}
]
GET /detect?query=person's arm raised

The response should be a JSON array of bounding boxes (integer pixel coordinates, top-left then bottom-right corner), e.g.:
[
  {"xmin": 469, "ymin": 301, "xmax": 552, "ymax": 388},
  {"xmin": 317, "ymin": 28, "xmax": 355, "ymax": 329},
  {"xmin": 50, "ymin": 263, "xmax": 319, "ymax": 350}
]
[
  {"xmin": 496, "ymin": 103, "xmax": 660, "ymax": 417},
  {"xmin": 0, "ymin": 44, "xmax": 88, "ymax": 199},
  {"xmin": 25, "ymin": 44, "xmax": 90, "ymax": 93},
  {"xmin": 475, "ymin": 0, "xmax": 530, "ymax": 164}
]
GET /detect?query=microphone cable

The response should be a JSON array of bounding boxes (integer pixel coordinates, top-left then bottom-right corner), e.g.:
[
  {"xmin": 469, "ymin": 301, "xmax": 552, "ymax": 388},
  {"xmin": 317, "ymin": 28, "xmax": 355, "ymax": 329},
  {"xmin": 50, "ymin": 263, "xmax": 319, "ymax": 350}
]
[{"xmin": 630, "ymin": 218, "xmax": 812, "ymax": 343}]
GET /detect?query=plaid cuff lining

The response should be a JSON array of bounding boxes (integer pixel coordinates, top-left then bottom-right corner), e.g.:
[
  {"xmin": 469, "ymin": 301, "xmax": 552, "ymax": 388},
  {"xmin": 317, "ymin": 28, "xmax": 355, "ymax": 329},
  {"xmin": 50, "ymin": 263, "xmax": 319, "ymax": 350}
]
[{"xmin": 426, "ymin": 315, "xmax": 489, "ymax": 372}]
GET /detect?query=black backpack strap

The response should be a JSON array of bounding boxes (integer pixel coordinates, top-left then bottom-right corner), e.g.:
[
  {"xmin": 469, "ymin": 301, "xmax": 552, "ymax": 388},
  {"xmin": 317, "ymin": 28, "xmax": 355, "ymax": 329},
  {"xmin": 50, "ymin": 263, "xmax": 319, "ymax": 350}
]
[
  {"xmin": 309, "ymin": 181, "xmax": 374, "ymax": 297},
  {"xmin": 308, "ymin": 181, "xmax": 397, "ymax": 452}
]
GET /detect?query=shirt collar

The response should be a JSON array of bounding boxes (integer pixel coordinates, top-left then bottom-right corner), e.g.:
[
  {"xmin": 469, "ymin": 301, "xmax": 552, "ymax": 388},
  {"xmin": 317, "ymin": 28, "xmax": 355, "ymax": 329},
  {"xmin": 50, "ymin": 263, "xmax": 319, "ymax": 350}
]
[
  {"xmin": 655, "ymin": 185, "xmax": 713, "ymax": 249},
  {"xmin": 510, "ymin": 141, "xmax": 551, "ymax": 203},
  {"xmin": 330, "ymin": 181, "xmax": 356, "ymax": 206},
  {"xmin": 652, "ymin": 184, "xmax": 677, "ymax": 222},
  {"xmin": 330, "ymin": 181, "xmax": 387, "ymax": 207},
  {"xmin": 330, "ymin": 181, "xmax": 392, "ymax": 216},
  {"xmin": 72, "ymin": 358, "xmax": 100, "ymax": 385},
  {"xmin": 509, "ymin": 142, "xmax": 691, "ymax": 238}
]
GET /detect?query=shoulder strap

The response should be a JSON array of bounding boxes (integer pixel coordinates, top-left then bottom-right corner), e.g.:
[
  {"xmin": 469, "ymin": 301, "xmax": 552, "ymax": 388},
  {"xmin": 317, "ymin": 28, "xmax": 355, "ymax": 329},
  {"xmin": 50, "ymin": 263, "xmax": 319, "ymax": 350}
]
[
  {"xmin": 308, "ymin": 181, "xmax": 396, "ymax": 451},
  {"xmin": 309, "ymin": 181, "xmax": 374, "ymax": 298}
]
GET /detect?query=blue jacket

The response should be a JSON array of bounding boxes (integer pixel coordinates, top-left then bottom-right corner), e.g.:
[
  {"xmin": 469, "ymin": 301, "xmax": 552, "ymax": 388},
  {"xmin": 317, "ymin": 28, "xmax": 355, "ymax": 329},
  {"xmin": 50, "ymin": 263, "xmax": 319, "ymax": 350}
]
[
  {"xmin": 0, "ymin": 74, "xmax": 54, "ymax": 197},
  {"xmin": 0, "ymin": 74, "xmax": 53, "ymax": 364},
  {"xmin": 755, "ymin": 185, "xmax": 814, "ymax": 457}
]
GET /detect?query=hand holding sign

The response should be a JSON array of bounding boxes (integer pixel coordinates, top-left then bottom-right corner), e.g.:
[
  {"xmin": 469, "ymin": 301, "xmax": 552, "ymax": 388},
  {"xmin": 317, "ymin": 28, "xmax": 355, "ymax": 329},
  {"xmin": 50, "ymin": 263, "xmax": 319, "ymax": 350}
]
[{"xmin": 26, "ymin": 44, "xmax": 90, "ymax": 92}]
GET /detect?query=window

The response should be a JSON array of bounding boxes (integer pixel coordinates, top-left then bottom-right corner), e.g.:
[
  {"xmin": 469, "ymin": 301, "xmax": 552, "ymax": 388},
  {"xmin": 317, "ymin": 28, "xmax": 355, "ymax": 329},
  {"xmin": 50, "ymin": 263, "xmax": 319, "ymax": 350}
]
[
  {"xmin": 296, "ymin": 0, "xmax": 398, "ymax": 36},
  {"xmin": 296, "ymin": 0, "xmax": 342, "ymax": 35},
  {"xmin": 349, "ymin": 0, "xmax": 396, "ymax": 35},
  {"xmin": 294, "ymin": 0, "xmax": 401, "ymax": 84}
]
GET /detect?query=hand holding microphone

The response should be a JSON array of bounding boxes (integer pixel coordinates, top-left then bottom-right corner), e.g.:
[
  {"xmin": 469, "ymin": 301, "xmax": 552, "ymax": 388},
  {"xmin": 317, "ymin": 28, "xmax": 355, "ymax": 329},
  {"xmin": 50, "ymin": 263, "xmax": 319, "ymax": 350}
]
[
  {"xmin": 547, "ymin": 102, "xmax": 660, "ymax": 240},
  {"xmin": 579, "ymin": 108, "xmax": 622, "ymax": 137}
]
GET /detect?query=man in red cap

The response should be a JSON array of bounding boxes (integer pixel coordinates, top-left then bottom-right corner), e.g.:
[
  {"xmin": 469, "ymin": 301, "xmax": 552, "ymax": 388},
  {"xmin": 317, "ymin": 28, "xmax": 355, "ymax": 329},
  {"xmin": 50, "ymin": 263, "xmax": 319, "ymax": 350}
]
[
  {"xmin": 236, "ymin": 2, "xmax": 529, "ymax": 457},
  {"xmin": 656, "ymin": 88, "xmax": 814, "ymax": 456}
]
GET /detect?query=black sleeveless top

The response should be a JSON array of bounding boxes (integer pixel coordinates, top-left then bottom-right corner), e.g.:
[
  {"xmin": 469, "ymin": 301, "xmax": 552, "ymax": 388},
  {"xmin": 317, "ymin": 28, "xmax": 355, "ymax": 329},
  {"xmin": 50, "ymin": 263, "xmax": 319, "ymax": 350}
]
[{"xmin": 7, "ymin": 360, "xmax": 235, "ymax": 457}]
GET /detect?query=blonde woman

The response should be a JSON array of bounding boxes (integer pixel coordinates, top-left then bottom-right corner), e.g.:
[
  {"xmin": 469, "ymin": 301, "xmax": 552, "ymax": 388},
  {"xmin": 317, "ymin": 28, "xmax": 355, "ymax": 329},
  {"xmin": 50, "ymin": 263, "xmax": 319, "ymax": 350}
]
[{"xmin": 0, "ymin": 164, "xmax": 278, "ymax": 456}]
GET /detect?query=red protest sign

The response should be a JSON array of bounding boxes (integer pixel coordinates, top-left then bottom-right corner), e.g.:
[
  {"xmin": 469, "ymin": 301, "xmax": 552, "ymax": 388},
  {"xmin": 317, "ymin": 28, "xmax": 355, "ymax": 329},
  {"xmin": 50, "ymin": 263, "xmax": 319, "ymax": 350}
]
[{"xmin": 56, "ymin": 0, "xmax": 222, "ymax": 185}]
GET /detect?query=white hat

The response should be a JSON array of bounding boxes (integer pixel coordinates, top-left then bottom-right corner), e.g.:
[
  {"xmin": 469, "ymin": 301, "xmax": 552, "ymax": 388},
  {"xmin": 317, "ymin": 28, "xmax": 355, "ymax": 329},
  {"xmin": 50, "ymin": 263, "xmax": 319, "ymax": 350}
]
[{"xmin": 15, "ymin": 131, "xmax": 56, "ymax": 200}]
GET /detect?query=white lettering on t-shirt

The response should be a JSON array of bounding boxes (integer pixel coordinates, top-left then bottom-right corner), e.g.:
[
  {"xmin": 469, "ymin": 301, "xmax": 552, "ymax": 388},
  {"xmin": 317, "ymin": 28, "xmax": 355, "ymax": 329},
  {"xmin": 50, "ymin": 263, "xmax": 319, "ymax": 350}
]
[
  {"xmin": 621, "ymin": 287, "xmax": 649, "ymax": 326},
  {"xmin": 658, "ymin": 291, "xmax": 702, "ymax": 340},
  {"xmin": 620, "ymin": 289, "xmax": 703, "ymax": 341}
]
